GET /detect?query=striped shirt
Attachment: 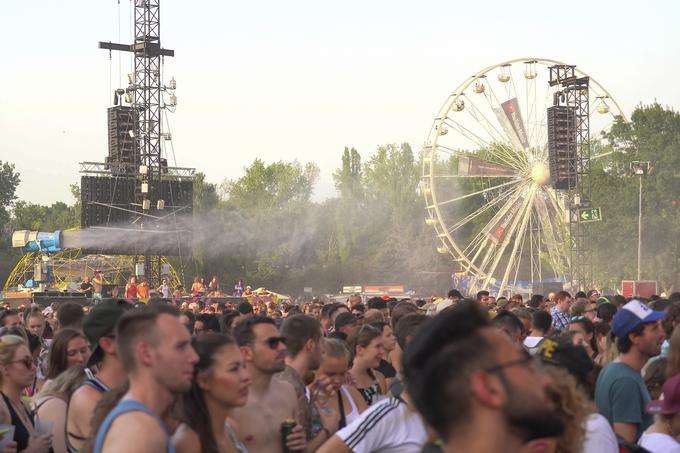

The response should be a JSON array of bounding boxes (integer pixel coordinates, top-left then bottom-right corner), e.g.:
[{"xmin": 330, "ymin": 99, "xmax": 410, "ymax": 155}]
[{"xmin": 336, "ymin": 397, "xmax": 427, "ymax": 453}]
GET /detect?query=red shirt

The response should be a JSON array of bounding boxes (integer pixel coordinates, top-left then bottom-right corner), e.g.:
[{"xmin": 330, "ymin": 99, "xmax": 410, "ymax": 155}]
[{"xmin": 126, "ymin": 284, "xmax": 138, "ymax": 299}]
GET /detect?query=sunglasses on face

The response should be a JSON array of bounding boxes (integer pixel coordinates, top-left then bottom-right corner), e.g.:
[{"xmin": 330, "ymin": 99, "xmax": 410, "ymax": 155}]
[
  {"xmin": 9, "ymin": 356, "xmax": 34, "ymax": 369},
  {"xmin": 265, "ymin": 337, "xmax": 287, "ymax": 349}
]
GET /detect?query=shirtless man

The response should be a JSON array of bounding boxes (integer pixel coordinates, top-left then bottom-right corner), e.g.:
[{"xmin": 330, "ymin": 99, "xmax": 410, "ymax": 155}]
[
  {"xmin": 233, "ymin": 316, "xmax": 306, "ymax": 453},
  {"xmin": 93, "ymin": 304, "xmax": 198, "ymax": 453},
  {"xmin": 66, "ymin": 302, "xmax": 126, "ymax": 451}
]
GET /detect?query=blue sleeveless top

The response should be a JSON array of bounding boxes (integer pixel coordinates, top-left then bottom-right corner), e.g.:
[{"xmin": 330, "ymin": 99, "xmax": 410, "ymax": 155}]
[{"xmin": 93, "ymin": 400, "xmax": 175, "ymax": 453}]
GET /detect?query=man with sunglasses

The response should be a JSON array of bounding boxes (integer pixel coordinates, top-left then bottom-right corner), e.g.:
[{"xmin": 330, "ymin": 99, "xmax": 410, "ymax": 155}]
[
  {"xmin": 233, "ymin": 316, "xmax": 306, "ymax": 453},
  {"xmin": 403, "ymin": 300, "xmax": 564, "ymax": 453}
]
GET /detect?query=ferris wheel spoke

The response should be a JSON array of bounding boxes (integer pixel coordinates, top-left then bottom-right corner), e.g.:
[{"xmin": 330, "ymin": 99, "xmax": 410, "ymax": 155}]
[
  {"xmin": 508, "ymin": 65, "xmax": 531, "ymax": 144},
  {"xmin": 529, "ymin": 212, "xmax": 541, "ymax": 284},
  {"xmin": 463, "ymin": 93, "xmax": 511, "ymax": 146},
  {"xmin": 488, "ymin": 143, "xmax": 528, "ymax": 170},
  {"xmin": 443, "ymin": 118, "xmax": 492, "ymax": 150},
  {"xmin": 462, "ymin": 181, "xmax": 529, "ymax": 267},
  {"xmin": 481, "ymin": 186, "xmax": 533, "ymax": 289},
  {"xmin": 429, "ymin": 179, "xmax": 521, "ymax": 209},
  {"xmin": 535, "ymin": 190, "xmax": 570, "ymax": 273},
  {"xmin": 433, "ymin": 144, "xmax": 462, "ymax": 155},
  {"xmin": 462, "ymin": 180, "xmax": 529, "ymax": 255},
  {"xmin": 448, "ymin": 185, "xmax": 517, "ymax": 234},
  {"xmin": 525, "ymin": 77, "xmax": 537, "ymax": 160},
  {"xmin": 497, "ymin": 186, "xmax": 536, "ymax": 295},
  {"xmin": 510, "ymin": 212, "xmax": 530, "ymax": 291}
]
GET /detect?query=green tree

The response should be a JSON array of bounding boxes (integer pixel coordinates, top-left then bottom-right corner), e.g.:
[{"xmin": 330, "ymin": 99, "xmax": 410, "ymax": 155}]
[
  {"xmin": 364, "ymin": 143, "xmax": 420, "ymax": 217},
  {"xmin": 591, "ymin": 103, "xmax": 680, "ymax": 290},
  {"xmin": 225, "ymin": 159, "xmax": 319, "ymax": 213},
  {"xmin": 333, "ymin": 147, "xmax": 363, "ymax": 200},
  {"xmin": 192, "ymin": 172, "xmax": 220, "ymax": 214},
  {"xmin": 0, "ymin": 161, "xmax": 20, "ymax": 228}
]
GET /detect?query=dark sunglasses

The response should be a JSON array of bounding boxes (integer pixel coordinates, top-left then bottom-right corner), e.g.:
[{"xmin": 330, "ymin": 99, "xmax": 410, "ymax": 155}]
[
  {"xmin": 265, "ymin": 337, "xmax": 287, "ymax": 349},
  {"xmin": 9, "ymin": 356, "xmax": 34, "ymax": 369}
]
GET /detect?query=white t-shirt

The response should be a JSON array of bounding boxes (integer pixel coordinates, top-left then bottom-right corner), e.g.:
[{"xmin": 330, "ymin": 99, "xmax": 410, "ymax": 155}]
[
  {"xmin": 523, "ymin": 336, "xmax": 544, "ymax": 354},
  {"xmin": 582, "ymin": 413, "xmax": 618, "ymax": 453},
  {"xmin": 639, "ymin": 432, "xmax": 680, "ymax": 453},
  {"xmin": 336, "ymin": 397, "xmax": 427, "ymax": 453}
]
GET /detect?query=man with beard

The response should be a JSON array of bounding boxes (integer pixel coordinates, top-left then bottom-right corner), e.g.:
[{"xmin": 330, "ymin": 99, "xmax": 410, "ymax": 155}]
[
  {"xmin": 93, "ymin": 305, "xmax": 198, "ymax": 453},
  {"xmin": 402, "ymin": 300, "xmax": 564, "ymax": 453},
  {"xmin": 233, "ymin": 316, "xmax": 306, "ymax": 453},
  {"xmin": 595, "ymin": 300, "xmax": 666, "ymax": 443},
  {"xmin": 277, "ymin": 315, "xmax": 337, "ymax": 451}
]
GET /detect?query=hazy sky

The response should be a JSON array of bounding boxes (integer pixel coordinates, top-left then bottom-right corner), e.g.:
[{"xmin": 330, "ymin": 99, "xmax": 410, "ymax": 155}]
[{"xmin": 1, "ymin": 0, "xmax": 678, "ymax": 205}]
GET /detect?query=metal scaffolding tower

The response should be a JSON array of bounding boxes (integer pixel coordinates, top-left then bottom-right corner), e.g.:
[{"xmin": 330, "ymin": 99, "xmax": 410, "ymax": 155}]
[
  {"xmin": 548, "ymin": 65, "xmax": 592, "ymax": 290},
  {"xmin": 95, "ymin": 0, "xmax": 183, "ymax": 285}
]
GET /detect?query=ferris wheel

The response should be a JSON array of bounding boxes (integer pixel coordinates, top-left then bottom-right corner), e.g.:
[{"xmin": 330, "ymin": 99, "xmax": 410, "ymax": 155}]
[{"xmin": 422, "ymin": 58, "xmax": 627, "ymax": 296}]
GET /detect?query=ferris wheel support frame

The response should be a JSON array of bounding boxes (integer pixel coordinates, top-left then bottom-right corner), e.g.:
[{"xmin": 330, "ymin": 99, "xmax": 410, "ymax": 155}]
[{"xmin": 423, "ymin": 58, "xmax": 627, "ymax": 294}]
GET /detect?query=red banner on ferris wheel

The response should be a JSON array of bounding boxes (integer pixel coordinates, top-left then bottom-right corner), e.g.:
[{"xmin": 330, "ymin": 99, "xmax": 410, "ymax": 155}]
[{"xmin": 501, "ymin": 98, "xmax": 530, "ymax": 149}]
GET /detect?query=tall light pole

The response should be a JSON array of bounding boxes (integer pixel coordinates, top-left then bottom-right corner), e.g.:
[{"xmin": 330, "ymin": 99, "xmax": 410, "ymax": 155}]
[{"xmin": 631, "ymin": 161, "xmax": 651, "ymax": 281}]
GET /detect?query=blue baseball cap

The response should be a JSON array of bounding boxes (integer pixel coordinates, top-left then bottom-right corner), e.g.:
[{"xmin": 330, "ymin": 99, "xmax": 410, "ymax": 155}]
[{"xmin": 611, "ymin": 299, "xmax": 665, "ymax": 338}]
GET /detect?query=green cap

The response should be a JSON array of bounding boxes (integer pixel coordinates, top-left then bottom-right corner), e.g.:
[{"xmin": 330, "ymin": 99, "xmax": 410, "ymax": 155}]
[{"xmin": 83, "ymin": 302, "xmax": 125, "ymax": 367}]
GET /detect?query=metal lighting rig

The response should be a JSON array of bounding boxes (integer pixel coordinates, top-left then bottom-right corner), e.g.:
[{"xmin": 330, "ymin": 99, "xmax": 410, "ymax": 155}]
[
  {"xmin": 547, "ymin": 65, "xmax": 592, "ymax": 290},
  {"xmin": 75, "ymin": 0, "xmax": 194, "ymax": 286}
]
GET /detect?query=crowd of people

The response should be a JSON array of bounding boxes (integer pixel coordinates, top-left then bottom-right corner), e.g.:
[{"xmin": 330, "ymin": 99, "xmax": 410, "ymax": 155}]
[{"xmin": 0, "ymin": 286, "xmax": 677, "ymax": 452}]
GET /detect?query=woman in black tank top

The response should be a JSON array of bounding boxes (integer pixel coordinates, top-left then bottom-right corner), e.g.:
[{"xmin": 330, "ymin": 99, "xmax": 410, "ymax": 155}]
[
  {"xmin": 347, "ymin": 325, "xmax": 387, "ymax": 406},
  {"xmin": 0, "ymin": 335, "xmax": 51, "ymax": 452}
]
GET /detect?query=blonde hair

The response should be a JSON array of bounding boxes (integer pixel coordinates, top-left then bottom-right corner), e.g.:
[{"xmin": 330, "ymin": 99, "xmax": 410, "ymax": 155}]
[
  {"xmin": 34, "ymin": 364, "xmax": 87, "ymax": 403},
  {"xmin": 544, "ymin": 366, "xmax": 593, "ymax": 453},
  {"xmin": 0, "ymin": 335, "xmax": 26, "ymax": 365},
  {"xmin": 595, "ymin": 333, "xmax": 619, "ymax": 367},
  {"xmin": 0, "ymin": 335, "xmax": 27, "ymax": 386}
]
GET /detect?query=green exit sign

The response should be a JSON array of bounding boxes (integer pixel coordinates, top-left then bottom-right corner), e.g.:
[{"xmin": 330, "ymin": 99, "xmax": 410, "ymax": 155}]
[{"xmin": 579, "ymin": 207, "xmax": 602, "ymax": 223}]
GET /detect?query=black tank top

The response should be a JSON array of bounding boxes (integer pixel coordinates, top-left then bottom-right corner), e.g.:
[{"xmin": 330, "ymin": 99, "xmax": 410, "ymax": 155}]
[{"xmin": 1, "ymin": 392, "xmax": 33, "ymax": 451}]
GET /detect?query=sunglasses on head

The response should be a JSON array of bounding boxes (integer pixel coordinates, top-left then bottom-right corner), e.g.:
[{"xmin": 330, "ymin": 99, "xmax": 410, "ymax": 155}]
[{"xmin": 265, "ymin": 337, "xmax": 287, "ymax": 349}]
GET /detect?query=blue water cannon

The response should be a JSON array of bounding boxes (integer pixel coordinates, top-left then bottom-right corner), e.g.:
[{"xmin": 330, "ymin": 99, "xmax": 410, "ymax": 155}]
[{"xmin": 11, "ymin": 230, "xmax": 64, "ymax": 253}]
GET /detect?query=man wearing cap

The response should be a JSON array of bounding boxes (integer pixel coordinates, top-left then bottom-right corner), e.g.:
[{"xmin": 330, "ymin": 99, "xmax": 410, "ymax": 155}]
[
  {"xmin": 66, "ymin": 302, "xmax": 127, "ymax": 451},
  {"xmin": 594, "ymin": 299, "xmax": 666, "ymax": 443},
  {"xmin": 639, "ymin": 374, "xmax": 680, "ymax": 452},
  {"xmin": 330, "ymin": 312, "xmax": 358, "ymax": 341}
]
